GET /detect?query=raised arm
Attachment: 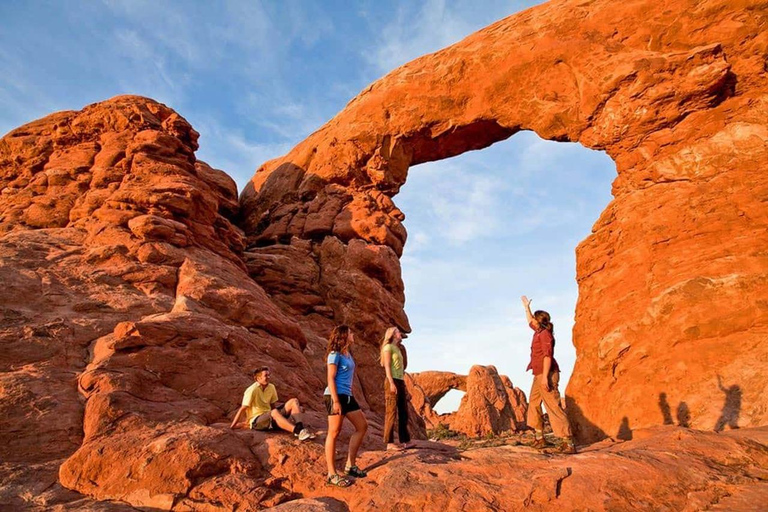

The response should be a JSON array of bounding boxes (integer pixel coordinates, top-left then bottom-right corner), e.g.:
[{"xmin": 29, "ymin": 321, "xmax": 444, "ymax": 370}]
[{"xmin": 521, "ymin": 295, "xmax": 538, "ymax": 328}]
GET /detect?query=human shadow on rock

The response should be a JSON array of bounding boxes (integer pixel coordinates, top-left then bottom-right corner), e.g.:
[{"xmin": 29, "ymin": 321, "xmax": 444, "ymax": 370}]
[
  {"xmin": 714, "ymin": 375, "xmax": 741, "ymax": 432},
  {"xmin": 676, "ymin": 402, "xmax": 691, "ymax": 428},
  {"xmin": 565, "ymin": 396, "xmax": 607, "ymax": 444},
  {"xmin": 658, "ymin": 392, "xmax": 674, "ymax": 425},
  {"xmin": 616, "ymin": 416, "xmax": 632, "ymax": 441},
  {"xmin": 363, "ymin": 441, "xmax": 463, "ymax": 472}
]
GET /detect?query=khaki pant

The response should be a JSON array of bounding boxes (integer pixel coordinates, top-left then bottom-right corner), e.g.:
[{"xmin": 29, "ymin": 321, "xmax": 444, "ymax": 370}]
[
  {"xmin": 527, "ymin": 371, "xmax": 572, "ymax": 438},
  {"xmin": 383, "ymin": 378, "xmax": 410, "ymax": 444}
]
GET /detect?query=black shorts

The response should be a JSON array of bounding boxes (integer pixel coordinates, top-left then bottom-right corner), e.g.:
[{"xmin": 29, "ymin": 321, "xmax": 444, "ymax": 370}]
[{"xmin": 324, "ymin": 394, "xmax": 360, "ymax": 416}]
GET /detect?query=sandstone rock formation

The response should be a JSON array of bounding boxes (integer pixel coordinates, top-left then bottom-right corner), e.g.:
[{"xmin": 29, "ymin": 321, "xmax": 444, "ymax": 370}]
[
  {"xmin": 0, "ymin": 96, "xmax": 392, "ymax": 510},
  {"xmin": 1, "ymin": 0, "xmax": 768, "ymax": 509},
  {"xmin": 239, "ymin": 0, "xmax": 768, "ymax": 443},
  {"xmin": 408, "ymin": 366, "xmax": 527, "ymax": 436}
]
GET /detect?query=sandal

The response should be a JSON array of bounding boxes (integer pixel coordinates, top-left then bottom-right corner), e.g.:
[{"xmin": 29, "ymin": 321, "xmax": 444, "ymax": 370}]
[
  {"xmin": 344, "ymin": 465, "xmax": 368, "ymax": 478},
  {"xmin": 326, "ymin": 474, "xmax": 352, "ymax": 487}
]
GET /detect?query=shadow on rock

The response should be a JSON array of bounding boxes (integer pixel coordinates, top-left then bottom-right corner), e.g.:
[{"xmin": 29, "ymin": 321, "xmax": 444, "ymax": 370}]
[
  {"xmin": 714, "ymin": 375, "xmax": 741, "ymax": 432},
  {"xmin": 616, "ymin": 416, "xmax": 632, "ymax": 441},
  {"xmin": 658, "ymin": 392, "xmax": 674, "ymax": 425},
  {"xmin": 267, "ymin": 496, "xmax": 350, "ymax": 512},
  {"xmin": 363, "ymin": 440, "xmax": 463, "ymax": 473},
  {"xmin": 565, "ymin": 396, "xmax": 607, "ymax": 444},
  {"xmin": 676, "ymin": 402, "xmax": 691, "ymax": 428}
]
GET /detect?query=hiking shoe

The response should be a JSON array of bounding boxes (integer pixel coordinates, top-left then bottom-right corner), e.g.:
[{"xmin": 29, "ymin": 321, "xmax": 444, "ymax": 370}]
[
  {"xmin": 553, "ymin": 438, "xmax": 577, "ymax": 454},
  {"xmin": 297, "ymin": 428, "xmax": 314, "ymax": 441},
  {"xmin": 325, "ymin": 473, "xmax": 352, "ymax": 487}
]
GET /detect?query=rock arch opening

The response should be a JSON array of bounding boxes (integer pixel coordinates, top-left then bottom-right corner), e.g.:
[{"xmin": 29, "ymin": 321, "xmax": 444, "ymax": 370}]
[{"xmin": 398, "ymin": 131, "xmax": 616, "ymax": 402}]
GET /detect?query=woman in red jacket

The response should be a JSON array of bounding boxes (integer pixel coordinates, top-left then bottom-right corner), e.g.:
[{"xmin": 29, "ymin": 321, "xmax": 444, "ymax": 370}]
[{"xmin": 521, "ymin": 295, "xmax": 576, "ymax": 454}]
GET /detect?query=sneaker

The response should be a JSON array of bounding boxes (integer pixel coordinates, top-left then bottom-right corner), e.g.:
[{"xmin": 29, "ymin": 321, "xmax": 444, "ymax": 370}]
[{"xmin": 297, "ymin": 428, "xmax": 313, "ymax": 441}]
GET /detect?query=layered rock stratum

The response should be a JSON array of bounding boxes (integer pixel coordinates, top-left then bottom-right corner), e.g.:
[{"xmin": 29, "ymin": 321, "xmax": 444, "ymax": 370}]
[{"xmin": 1, "ymin": 0, "xmax": 768, "ymax": 510}]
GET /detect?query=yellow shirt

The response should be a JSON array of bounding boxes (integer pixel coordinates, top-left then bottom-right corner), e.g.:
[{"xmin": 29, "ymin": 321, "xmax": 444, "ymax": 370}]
[
  {"xmin": 383, "ymin": 344, "xmax": 404, "ymax": 379},
  {"xmin": 241, "ymin": 382, "xmax": 278, "ymax": 421}
]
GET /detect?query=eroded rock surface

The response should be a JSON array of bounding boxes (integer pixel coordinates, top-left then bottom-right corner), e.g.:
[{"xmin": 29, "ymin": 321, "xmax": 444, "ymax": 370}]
[
  {"xmin": 258, "ymin": 427, "xmax": 768, "ymax": 512},
  {"xmin": 408, "ymin": 366, "xmax": 527, "ymax": 437}
]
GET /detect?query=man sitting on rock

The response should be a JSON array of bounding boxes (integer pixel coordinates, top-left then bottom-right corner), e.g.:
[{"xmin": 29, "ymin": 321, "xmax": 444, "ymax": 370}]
[{"xmin": 230, "ymin": 366, "xmax": 314, "ymax": 441}]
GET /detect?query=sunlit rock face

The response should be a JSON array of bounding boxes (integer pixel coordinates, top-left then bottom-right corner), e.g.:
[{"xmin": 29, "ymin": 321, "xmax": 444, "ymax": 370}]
[
  {"xmin": 2, "ymin": 0, "xmax": 768, "ymax": 509},
  {"xmin": 0, "ymin": 96, "xmax": 326, "ymax": 509},
  {"xmin": 240, "ymin": 0, "xmax": 768, "ymax": 444}
]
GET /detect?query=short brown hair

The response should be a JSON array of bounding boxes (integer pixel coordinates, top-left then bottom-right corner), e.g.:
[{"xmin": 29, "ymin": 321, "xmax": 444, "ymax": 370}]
[{"xmin": 253, "ymin": 366, "xmax": 269, "ymax": 377}]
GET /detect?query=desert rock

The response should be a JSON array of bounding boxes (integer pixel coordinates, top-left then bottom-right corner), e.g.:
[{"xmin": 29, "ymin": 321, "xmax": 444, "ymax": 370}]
[{"xmin": 409, "ymin": 366, "xmax": 527, "ymax": 437}]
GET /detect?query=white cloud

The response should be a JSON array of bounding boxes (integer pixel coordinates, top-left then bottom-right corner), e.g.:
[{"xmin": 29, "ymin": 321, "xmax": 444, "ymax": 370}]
[
  {"xmin": 241, "ymin": 92, "xmax": 328, "ymax": 141},
  {"xmin": 369, "ymin": 0, "xmax": 479, "ymax": 73},
  {"xmin": 365, "ymin": 0, "xmax": 543, "ymax": 74},
  {"xmin": 427, "ymin": 171, "xmax": 505, "ymax": 244}
]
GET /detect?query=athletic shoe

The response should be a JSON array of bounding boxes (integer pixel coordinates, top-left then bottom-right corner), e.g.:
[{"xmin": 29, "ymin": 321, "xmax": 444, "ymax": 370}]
[
  {"xmin": 297, "ymin": 428, "xmax": 313, "ymax": 441},
  {"xmin": 555, "ymin": 438, "xmax": 577, "ymax": 454}
]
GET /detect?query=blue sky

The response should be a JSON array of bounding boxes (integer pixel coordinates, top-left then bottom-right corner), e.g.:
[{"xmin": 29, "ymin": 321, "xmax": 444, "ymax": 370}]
[{"xmin": 0, "ymin": 0, "xmax": 616, "ymax": 412}]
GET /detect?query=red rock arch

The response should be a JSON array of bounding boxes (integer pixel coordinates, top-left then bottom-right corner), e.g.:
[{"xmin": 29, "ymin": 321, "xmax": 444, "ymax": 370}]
[{"xmin": 241, "ymin": 0, "xmax": 768, "ymax": 442}]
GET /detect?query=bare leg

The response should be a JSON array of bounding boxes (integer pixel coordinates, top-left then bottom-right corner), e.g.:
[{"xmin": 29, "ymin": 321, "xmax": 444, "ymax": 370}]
[
  {"xmin": 325, "ymin": 414, "xmax": 344, "ymax": 475},
  {"xmin": 284, "ymin": 398, "xmax": 304, "ymax": 426},
  {"xmin": 344, "ymin": 410, "xmax": 368, "ymax": 469},
  {"xmin": 270, "ymin": 409, "xmax": 296, "ymax": 433}
]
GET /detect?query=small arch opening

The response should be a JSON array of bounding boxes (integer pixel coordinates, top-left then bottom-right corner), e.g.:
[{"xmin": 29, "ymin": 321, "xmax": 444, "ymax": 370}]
[{"xmin": 433, "ymin": 388, "xmax": 466, "ymax": 415}]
